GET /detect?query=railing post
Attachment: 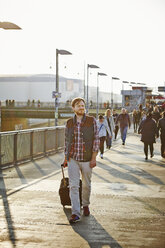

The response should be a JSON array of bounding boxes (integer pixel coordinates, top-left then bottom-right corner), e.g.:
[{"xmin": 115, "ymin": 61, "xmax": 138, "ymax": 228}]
[
  {"xmin": 30, "ymin": 131, "xmax": 34, "ymax": 160},
  {"xmin": 55, "ymin": 127, "xmax": 58, "ymax": 151},
  {"xmin": 44, "ymin": 129, "xmax": 47, "ymax": 155},
  {"xmin": 13, "ymin": 133, "xmax": 18, "ymax": 165},
  {"xmin": 0, "ymin": 134, "xmax": 1, "ymax": 167}
]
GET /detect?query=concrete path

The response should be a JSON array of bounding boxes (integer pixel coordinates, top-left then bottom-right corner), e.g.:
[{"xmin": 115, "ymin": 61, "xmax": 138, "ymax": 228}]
[{"xmin": 0, "ymin": 130, "xmax": 165, "ymax": 248}]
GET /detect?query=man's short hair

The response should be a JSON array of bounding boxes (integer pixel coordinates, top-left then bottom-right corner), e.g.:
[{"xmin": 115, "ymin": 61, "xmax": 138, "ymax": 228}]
[{"xmin": 71, "ymin": 97, "xmax": 85, "ymax": 108}]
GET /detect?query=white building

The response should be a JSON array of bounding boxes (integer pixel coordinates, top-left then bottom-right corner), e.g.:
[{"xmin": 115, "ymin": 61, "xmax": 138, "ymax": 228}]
[{"xmin": 0, "ymin": 74, "xmax": 122, "ymax": 107}]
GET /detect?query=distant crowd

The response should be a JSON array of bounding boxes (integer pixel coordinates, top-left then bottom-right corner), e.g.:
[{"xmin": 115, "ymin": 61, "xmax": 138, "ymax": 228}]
[{"xmin": 97, "ymin": 102, "xmax": 165, "ymax": 160}]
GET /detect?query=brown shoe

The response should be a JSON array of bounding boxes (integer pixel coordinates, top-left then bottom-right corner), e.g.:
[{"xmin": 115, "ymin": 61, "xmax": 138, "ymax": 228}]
[{"xmin": 83, "ymin": 206, "xmax": 90, "ymax": 216}]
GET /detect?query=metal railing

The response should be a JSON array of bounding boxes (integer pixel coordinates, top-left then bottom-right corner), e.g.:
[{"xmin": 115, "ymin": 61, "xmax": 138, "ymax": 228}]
[{"xmin": 0, "ymin": 126, "xmax": 65, "ymax": 167}]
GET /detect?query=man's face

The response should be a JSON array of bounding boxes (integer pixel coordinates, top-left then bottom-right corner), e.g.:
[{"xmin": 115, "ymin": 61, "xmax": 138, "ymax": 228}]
[
  {"xmin": 72, "ymin": 100, "xmax": 85, "ymax": 116},
  {"xmin": 122, "ymin": 109, "xmax": 126, "ymax": 114}
]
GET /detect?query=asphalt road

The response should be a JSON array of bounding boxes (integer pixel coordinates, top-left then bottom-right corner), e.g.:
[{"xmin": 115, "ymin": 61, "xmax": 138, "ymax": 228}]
[{"xmin": 0, "ymin": 130, "xmax": 165, "ymax": 248}]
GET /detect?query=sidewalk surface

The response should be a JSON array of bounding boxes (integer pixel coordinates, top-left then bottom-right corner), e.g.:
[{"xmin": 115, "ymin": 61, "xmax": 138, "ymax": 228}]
[{"xmin": 0, "ymin": 130, "xmax": 165, "ymax": 248}]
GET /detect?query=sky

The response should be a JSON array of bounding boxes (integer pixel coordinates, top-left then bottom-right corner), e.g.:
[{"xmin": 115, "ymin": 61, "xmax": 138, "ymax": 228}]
[{"xmin": 0, "ymin": 0, "xmax": 165, "ymax": 93}]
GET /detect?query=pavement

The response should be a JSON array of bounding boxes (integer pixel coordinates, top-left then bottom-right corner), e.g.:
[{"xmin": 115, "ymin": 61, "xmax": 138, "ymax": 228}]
[{"xmin": 0, "ymin": 129, "xmax": 165, "ymax": 248}]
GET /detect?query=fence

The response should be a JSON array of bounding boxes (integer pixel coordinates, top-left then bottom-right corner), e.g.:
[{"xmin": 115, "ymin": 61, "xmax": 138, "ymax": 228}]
[{"xmin": 0, "ymin": 126, "xmax": 65, "ymax": 167}]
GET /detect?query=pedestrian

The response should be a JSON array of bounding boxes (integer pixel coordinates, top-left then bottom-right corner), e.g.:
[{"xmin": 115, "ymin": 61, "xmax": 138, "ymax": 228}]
[
  {"xmin": 152, "ymin": 106, "xmax": 161, "ymax": 124},
  {"xmin": 138, "ymin": 112, "xmax": 158, "ymax": 160},
  {"xmin": 141, "ymin": 109, "xmax": 147, "ymax": 121},
  {"xmin": 97, "ymin": 115, "xmax": 111, "ymax": 159},
  {"xmin": 62, "ymin": 97, "xmax": 99, "ymax": 224},
  {"xmin": 158, "ymin": 111, "xmax": 165, "ymax": 158},
  {"xmin": 132, "ymin": 109, "xmax": 138, "ymax": 132},
  {"xmin": 104, "ymin": 109, "xmax": 115, "ymax": 149},
  {"xmin": 116, "ymin": 108, "xmax": 131, "ymax": 145},
  {"xmin": 112, "ymin": 109, "xmax": 119, "ymax": 140}
]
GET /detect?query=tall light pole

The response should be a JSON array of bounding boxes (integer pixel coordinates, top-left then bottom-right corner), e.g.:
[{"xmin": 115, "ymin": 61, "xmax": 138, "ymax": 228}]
[
  {"xmin": 97, "ymin": 72, "xmax": 107, "ymax": 119},
  {"xmin": 111, "ymin": 77, "xmax": 120, "ymax": 109},
  {"xmin": 86, "ymin": 64, "xmax": 99, "ymax": 113},
  {"xmin": 55, "ymin": 49, "xmax": 72, "ymax": 126}
]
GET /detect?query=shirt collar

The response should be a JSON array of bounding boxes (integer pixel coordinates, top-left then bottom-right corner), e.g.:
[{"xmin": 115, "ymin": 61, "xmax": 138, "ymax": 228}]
[{"xmin": 73, "ymin": 113, "xmax": 86, "ymax": 125}]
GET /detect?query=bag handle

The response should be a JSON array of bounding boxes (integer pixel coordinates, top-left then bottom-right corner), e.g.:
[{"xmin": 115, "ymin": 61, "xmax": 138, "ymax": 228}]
[{"xmin": 61, "ymin": 164, "xmax": 67, "ymax": 186}]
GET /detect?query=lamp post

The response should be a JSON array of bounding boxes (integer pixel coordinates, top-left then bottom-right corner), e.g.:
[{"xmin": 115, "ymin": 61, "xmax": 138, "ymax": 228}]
[
  {"xmin": 86, "ymin": 64, "xmax": 99, "ymax": 113},
  {"xmin": 0, "ymin": 22, "xmax": 21, "ymax": 29},
  {"xmin": 97, "ymin": 72, "xmax": 107, "ymax": 119},
  {"xmin": 122, "ymin": 81, "xmax": 129, "ymax": 107},
  {"xmin": 0, "ymin": 21, "xmax": 21, "ymax": 133},
  {"xmin": 55, "ymin": 49, "xmax": 72, "ymax": 126},
  {"xmin": 111, "ymin": 77, "xmax": 120, "ymax": 109}
]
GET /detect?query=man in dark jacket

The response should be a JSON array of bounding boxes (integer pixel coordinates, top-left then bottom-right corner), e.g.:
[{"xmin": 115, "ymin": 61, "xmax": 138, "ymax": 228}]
[
  {"xmin": 138, "ymin": 112, "xmax": 158, "ymax": 160},
  {"xmin": 158, "ymin": 111, "xmax": 165, "ymax": 158},
  {"xmin": 63, "ymin": 97, "xmax": 99, "ymax": 224},
  {"xmin": 116, "ymin": 108, "xmax": 131, "ymax": 145}
]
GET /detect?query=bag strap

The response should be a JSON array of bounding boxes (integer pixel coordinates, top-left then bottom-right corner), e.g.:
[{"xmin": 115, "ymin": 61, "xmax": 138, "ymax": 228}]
[{"xmin": 99, "ymin": 123, "xmax": 104, "ymax": 132}]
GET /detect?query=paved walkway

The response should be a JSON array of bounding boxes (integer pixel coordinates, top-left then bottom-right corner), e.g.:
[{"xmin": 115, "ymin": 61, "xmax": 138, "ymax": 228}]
[{"xmin": 0, "ymin": 130, "xmax": 165, "ymax": 248}]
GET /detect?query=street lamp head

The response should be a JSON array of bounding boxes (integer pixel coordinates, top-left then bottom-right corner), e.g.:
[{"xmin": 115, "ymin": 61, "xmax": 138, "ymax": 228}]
[
  {"xmin": 137, "ymin": 83, "xmax": 146, "ymax": 85},
  {"xmin": 130, "ymin": 82, "xmax": 136, "ymax": 85},
  {"xmin": 88, "ymin": 64, "xmax": 100, "ymax": 69},
  {"xmin": 0, "ymin": 21, "xmax": 22, "ymax": 29},
  {"xmin": 112, "ymin": 77, "xmax": 120, "ymax": 80},
  {"xmin": 122, "ymin": 81, "xmax": 129, "ymax": 84},
  {"xmin": 98, "ymin": 72, "xmax": 107, "ymax": 76},
  {"xmin": 57, "ymin": 49, "xmax": 72, "ymax": 55}
]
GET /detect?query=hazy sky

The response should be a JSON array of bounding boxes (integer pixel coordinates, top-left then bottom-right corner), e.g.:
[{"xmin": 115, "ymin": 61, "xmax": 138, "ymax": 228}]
[{"xmin": 0, "ymin": 0, "xmax": 165, "ymax": 92}]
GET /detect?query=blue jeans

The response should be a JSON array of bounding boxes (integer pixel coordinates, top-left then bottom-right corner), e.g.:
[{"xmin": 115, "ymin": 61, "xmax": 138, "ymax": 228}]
[
  {"xmin": 120, "ymin": 126, "xmax": 128, "ymax": 143},
  {"xmin": 106, "ymin": 134, "xmax": 112, "ymax": 148}
]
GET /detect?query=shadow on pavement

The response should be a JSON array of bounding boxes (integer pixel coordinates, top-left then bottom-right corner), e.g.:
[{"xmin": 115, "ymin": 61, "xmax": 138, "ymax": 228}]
[
  {"xmin": 104, "ymin": 157, "xmax": 165, "ymax": 185},
  {"xmin": 0, "ymin": 168, "xmax": 16, "ymax": 248},
  {"xmin": 133, "ymin": 196, "xmax": 165, "ymax": 216},
  {"xmin": 63, "ymin": 208, "xmax": 123, "ymax": 248},
  {"xmin": 97, "ymin": 161, "xmax": 148, "ymax": 188}
]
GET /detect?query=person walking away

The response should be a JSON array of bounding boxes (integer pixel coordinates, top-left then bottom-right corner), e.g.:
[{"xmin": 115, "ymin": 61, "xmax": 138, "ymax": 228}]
[
  {"xmin": 63, "ymin": 97, "xmax": 99, "ymax": 224},
  {"xmin": 138, "ymin": 112, "xmax": 158, "ymax": 160},
  {"xmin": 132, "ymin": 109, "xmax": 138, "ymax": 132},
  {"xmin": 97, "ymin": 115, "xmax": 111, "ymax": 159},
  {"xmin": 104, "ymin": 109, "xmax": 115, "ymax": 149},
  {"xmin": 136, "ymin": 109, "xmax": 142, "ymax": 129},
  {"xmin": 112, "ymin": 109, "xmax": 119, "ymax": 140},
  {"xmin": 158, "ymin": 111, "xmax": 165, "ymax": 158},
  {"xmin": 152, "ymin": 106, "xmax": 161, "ymax": 125},
  {"xmin": 116, "ymin": 108, "xmax": 131, "ymax": 145},
  {"xmin": 141, "ymin": 110, "xmax": 147, "ymax": 121}
]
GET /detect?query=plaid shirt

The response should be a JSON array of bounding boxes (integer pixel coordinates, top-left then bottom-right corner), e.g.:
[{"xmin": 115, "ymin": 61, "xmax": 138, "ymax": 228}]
[{"xmin": 65, "ymin": 115, "xmax": 99, "ymax": 161}]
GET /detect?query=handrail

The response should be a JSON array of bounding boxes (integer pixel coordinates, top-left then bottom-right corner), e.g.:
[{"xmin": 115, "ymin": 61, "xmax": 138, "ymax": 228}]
[{"xmin": 0, "ymin": 126, "xmax": 65, "ymax": 168}]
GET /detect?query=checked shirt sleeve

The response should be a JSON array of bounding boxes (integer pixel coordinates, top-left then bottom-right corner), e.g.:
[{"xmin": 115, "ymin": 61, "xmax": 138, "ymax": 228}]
[{"xmin": 92, "ymin": 118, "xmax": 100, "ymax": 153}]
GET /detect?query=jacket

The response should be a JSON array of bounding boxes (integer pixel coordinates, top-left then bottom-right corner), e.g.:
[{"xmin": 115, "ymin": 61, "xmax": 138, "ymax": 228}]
[
  {"xmin": 104, "ymin": 116, "xmax": 115, "ymax": 136},
  {"xmin": 97, "ymin": 120, "xmax": 111, "ymax": 138},
  {"xmin": 158, "ymin": 117, "xmax": 165, "ymax": 138},
  {"xmin": 138, "ymin": 117, "xmax": 158, "ymax": 144},
  {"xmin": 65, "ymin": 114, "xmax": 98, "ymax": 162},
  {"xmin": 116, "ymin": 113, "xmax": 131, "ymax": 128}
]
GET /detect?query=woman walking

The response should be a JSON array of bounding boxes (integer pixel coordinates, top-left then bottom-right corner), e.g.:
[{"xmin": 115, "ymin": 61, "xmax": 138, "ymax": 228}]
[
  {"xmin": 138, "ymin": 112, "xmax": 158, "ymax": 160},
  {"xmin": 113, "ymin": 109, "xmax": 119, "ymax": 140},
  {"xmin": 97, "ymin": 115, "xmax": 111, "ymax": 159},
  {"xmin": 132, "ymin": 109, "xmax": 138, "ymax": 132},
  {"xmin": 104, "ymin": 109, "xmax": 115, "ymax": 149}
]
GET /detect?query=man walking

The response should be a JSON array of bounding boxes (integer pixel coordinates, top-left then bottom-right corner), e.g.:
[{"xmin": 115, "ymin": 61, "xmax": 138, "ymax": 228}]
[
  {"xmin": 158, "ymin": 111, "xmax": 165, "ymax": 158},
  {"xmin": 63, "ymin": 97, "xmax": 99, "ymax": 223},
  {"xmin": 116, "ymin": 108, "xmax": 131, "ymax": 145}
]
